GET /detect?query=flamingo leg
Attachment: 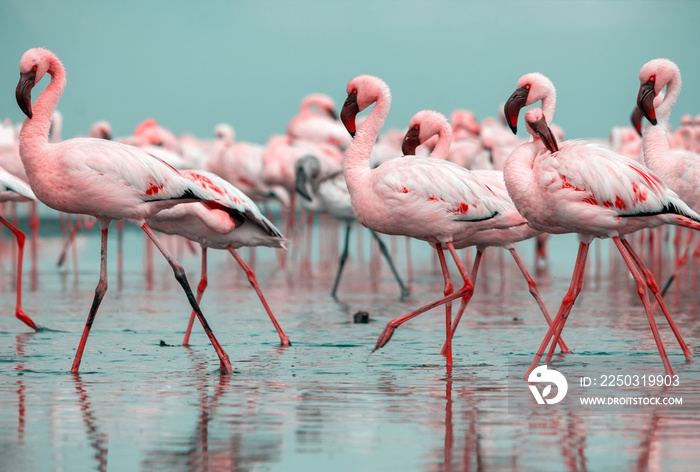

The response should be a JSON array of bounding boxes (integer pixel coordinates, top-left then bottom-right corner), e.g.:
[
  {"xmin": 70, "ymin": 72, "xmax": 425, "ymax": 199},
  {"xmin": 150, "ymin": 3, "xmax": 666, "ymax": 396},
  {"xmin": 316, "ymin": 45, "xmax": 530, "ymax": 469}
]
[
  {"xmin": 71, "ymin": 223, "xmax": 110, "ymax": 373},
  {"xmin": 28, "ymin": 202, "xmax": 39, "ymax": 277},
  {"xmin": 0, "ymin": 216, "xmax": 39, "ymax": 331},
  {"xmin": 369, "ymin": 229, "xmax": 409, "ymax": 298},
  {"xmin": 509, "ymin": 247, "xmax": 570, "ymax": 354},
  {"xmin": 228, "ymin": 245, "xmax": 291, "ymax": 346},
  {"xmin": 527, "ymin": 241, "xmax": 589, "ymax": 377},
  {"xmin": 436, "ymin": 244, "xmax": 455, "ymax": 366},
  {"xmin": 372, "ymin": 242, "xmax": 474, "ymax": 355},
  {"xmin": 612, "ymin": 237, "xmax": 674, "ymax": 376},
  {"xmin": 621, "ymin": 238, "xmax": 692, "ymax": 362},
  {"xmin": 141, "ymin": 224, "xmax": 232, "ymax": 374},
  {"xmin": 183, "ymin": 247, "xmax": 208, "ymax": 347},
  {"xmin": 440, "ymin": 248, "xmax": 483, "ymax": 357},
  {"xmin": 331, "ymin": 224, "xmax": 352, "ymax": 299}
]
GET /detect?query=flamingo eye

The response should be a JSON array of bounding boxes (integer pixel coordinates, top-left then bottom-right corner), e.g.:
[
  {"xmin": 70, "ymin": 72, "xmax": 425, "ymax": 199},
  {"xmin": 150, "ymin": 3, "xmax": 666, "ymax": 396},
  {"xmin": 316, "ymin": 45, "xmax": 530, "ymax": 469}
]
[
  {"xmin": 413, "ymin": 125, "xmax": 419, "ymax": 130},
  {"xmin": 352, "ymin": 89, "xmax": 357, "ymax": 95},
  {"xmin": 525, "ymin": 84, "xmax": 531, "ymax": 90},
  {"xmin": 32, "ymin": 65, "xmax": 37, "ymax": 72},
  {"xmin": 649, "ymin": 75, "xmax": 655, "ymax": 82}
]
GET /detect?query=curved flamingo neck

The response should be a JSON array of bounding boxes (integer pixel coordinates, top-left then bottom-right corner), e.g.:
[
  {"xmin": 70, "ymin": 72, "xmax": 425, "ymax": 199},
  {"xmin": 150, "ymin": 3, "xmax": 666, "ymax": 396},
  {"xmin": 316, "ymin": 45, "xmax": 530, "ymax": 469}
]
[
  {"xmin": 643, "ymin": 72, "xmax": 681, "ymax": 170},
  {"xmin": 655, "ymin": 72, "xmax": 681, "ymax": 127},
  {"xmin": 429, "ymin": 119, "xmax": 453, "ymax": 160},
  {"xmin": 541, "ymin": 93, "xmax": 556, "ymax": 126},
  {"xmin": 20, "ymin": 55, "xmax": 66, "ymax": 152},
  {"xmin": 343, "ymin": 87, "xmax": 391, "ymax": 193}
]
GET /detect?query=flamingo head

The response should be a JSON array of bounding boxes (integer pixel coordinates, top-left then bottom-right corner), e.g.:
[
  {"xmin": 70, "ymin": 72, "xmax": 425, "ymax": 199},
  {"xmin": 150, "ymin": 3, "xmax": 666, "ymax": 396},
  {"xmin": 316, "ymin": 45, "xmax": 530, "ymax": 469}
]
[
  {"xmin": 16, "ymin": 48, "xmax": 55, "ymax": 119},
  {"xmin": 401, "ymin": 110, "xmax": 449, "ymax": 156},
  {"xmin": 302, "ymin": 93, "xmax": 339, "ymax": 121},
  {"xmin": 637, "ymin": 58, "xmax": 681, "ymax": 126},
  {"xmin": 89, "ymin": 121, "xmax": 113, "ymax": 140},
  {"xmin": 402, "ymin": 124, "xmax": 420, "ymax": 156},
  {"xmin": 294, "ymin": 155, "xmax": 321, "ymax": 201},
  {"xmin": 504, "ymin": 72, "xmax": 555, "ymax": 134},
  {"xmin": 525, "ymin": 108, "xmax": 558, "ymax": 153},
  {"xmin": 341, "ymin": 75, "xmax": 391, "ymax": 138}
]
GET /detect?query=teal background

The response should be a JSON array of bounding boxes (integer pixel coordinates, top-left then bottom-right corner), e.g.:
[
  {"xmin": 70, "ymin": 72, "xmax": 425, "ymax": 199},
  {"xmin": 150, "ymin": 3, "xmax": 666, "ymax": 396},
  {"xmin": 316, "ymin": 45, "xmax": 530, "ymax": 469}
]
[{"xmin": 1, "ymin": 0, "xmax": 699, "ymax": 144}]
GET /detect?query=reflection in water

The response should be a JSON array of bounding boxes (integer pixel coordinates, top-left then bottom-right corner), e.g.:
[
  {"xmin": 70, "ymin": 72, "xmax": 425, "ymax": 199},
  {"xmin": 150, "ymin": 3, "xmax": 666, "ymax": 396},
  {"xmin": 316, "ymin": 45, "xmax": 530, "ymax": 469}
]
[
  {"xmin": 72, "ymin": 374, "xmax": 109, "ymax": 472},
  {"xmin": 1, "ymin": 223, "xmax": 700, "ymax": 470}
]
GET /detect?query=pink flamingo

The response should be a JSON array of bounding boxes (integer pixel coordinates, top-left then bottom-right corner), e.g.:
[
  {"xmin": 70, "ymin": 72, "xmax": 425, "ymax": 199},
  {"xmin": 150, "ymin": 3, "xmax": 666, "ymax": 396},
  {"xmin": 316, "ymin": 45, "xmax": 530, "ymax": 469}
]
[
  {"xmin": 340, "ymin": 75, "xmax": 526, "ymax": 364},
  {"xmin": 15, "ymin": 47, "xmax": 232, "ymax": 374},
  {"xmin": 504, "ymin": 72, "xmax": 695, "ymax": 376},
  {"xmin": 0, "ymin": 166, "xmax": 40, "ymax": 331},
  {"xmin": 636, "ymin": 58, "xmax": 700, "ymax": 293},
  {"xmin": 146, "ymin": 169, "xmax": 291, "ymax": 347},
  {"xmin": 401, "ymin": 110, "xmax": 568, "ymax": 353}
]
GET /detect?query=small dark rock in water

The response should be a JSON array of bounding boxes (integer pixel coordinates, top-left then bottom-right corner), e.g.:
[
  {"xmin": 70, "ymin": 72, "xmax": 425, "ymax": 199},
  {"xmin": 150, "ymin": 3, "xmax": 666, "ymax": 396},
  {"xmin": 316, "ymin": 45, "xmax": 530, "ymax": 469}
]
[
  {"xmin": 353, "ymin": 311, "xmax": 370, "ymax": 324},
  {"xmin": 159, "ymin": 340, "xmax": 173, "ymax": 347}
]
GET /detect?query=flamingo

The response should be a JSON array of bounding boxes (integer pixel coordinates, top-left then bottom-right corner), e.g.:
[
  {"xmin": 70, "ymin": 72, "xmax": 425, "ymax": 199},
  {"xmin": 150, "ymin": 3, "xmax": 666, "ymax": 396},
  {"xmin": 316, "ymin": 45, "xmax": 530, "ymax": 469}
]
[
  {"xmin": 340, "ymin": 75, "xmax": 523, "ymax": 364},
  {"xmin": 0, "ymin": 166, "xmax": 40, "ymax": 331},
  {"xmin": 400, "ymin": 109, "xmax": 568, "ymax": 353},
  {"xmin": 294, "ymin": 154, "xmax": 409, "ymax": 298},
  {"xmin": 636, "ymin": 58, "xmax": 700, "ymax": 292},
  {"xmin": 146, "ymin": 169, "xmax": 291, "ymax": 347},
  {"xmin": 504, "ymin": 71, "xmax": 695, "ymax": 376},
  {"xmin": 15, "ymin": 47, "xmax": 232, "ymax": 374}
]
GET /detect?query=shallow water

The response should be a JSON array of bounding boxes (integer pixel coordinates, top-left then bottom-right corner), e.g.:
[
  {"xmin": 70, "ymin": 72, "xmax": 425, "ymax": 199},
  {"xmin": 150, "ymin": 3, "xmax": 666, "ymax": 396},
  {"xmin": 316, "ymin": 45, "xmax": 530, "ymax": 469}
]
[{"xmin": 1, "ymin": 217, "xmax": 700, "ymax": 471}]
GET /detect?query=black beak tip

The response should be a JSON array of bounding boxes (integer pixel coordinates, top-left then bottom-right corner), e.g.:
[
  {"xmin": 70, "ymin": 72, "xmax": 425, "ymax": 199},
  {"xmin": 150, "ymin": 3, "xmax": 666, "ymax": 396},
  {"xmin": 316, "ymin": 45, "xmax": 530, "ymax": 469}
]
[{"xmin": 349, "ymin": 130, "xmax": 356, "ymax": 138}]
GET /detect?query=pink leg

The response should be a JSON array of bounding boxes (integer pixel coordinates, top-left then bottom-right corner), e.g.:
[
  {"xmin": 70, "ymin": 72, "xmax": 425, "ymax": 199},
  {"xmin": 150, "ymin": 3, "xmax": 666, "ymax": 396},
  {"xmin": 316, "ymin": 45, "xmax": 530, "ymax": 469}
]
[
  {"xmin": 229, "ymin": 246, "xmax": 291, "ymax": 346},
  {"xmin": 622, "ymin": 239, "xmax": 692, "ymax": 362},
  {"xmin": 528, "ymin": 241, "xmax": 590, "ymax": 377},
  {"xmin": 373, "ymin": 242, "xmax": 474, "ymax": 355},
  {"xmin": 612, "ymin": 237, "xmax": 674, "ymax": 376},
  {"xmin": 440, "ymin": 248, "xmax": 483, "ymax": 356},
  {"xmin": 227, "ymin": 246, "xmax": 292, "ymax": 346},
  {"xmin": 0, "ymin": 216, "xmax": 39, "ymax": 331},
  {"xmin": 71, "ymin": 223, "xmax": 110, "ymax": 373},
  {"xmin": 141, "ymin": 224, "xmax": 232, "ymax": 374},
  {"xmin": 509, "ymin": 248, "xmax": 570, "ymax": 354},
  {"xmin": 183, "ymin": 247, "xmax": 208, "ymax": 346},
  {"xmin": 436, "ymin": 244, "xmax": 455, "ymax": 366}
]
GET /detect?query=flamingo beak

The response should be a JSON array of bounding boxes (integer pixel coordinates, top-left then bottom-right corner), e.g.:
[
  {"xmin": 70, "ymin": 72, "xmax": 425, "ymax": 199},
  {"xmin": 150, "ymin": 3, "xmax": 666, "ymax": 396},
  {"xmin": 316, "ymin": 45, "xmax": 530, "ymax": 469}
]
[
  {"xmin": 504, "ymin": 86, "xmax": 529, "ymax": 134},
  {"xmin": 631, "ymin": 105, "xmax": 644, "ymax": 136},
  {"xmin": 401, "ymin": 127, "xmax": 420, "ymax": 156},
  {"xmin": 15, "ymin": 69, "xmax": 37, "ymax": 119},
  {"xmin": 530, "ymin": 116, "xmax": 559, "ymax": 153},
  {"xmin": 341, "ymin": 93, "xmax": 359, "ymax": 138},
  {"xmin": 637, "ymin": 80, "xmax": 657, "ymax": 126}
]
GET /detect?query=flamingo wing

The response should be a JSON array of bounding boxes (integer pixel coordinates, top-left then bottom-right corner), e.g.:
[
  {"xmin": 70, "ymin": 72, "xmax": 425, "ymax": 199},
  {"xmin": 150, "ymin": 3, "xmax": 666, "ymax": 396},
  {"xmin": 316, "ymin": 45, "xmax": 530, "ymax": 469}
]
[
  {"xmin": 543, "ymin": 140, "xmax": 685, "ymax": 217},
  {"xmin": 376, "ymin": 157, "xmax": 510, "ymax": 222}
]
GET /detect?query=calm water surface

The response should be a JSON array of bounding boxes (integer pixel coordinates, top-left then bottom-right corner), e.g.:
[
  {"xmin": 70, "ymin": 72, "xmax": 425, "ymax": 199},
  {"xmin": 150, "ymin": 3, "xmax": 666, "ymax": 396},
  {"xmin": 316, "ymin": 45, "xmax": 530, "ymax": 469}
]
[{"xmin": 1, "ymin": 218, "xmax": 699, "ymax": 471}]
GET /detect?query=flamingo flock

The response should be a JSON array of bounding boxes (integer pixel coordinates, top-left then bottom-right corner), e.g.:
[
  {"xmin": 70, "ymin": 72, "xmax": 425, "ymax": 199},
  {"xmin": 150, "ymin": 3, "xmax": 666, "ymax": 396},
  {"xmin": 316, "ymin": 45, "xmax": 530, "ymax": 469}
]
[{"xmin": 3, "ymin": 47, "xmax": 699, "ymax": 377}]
